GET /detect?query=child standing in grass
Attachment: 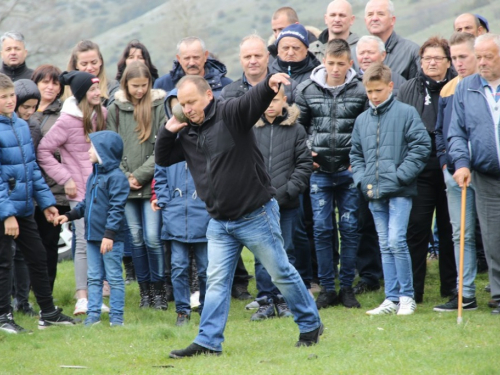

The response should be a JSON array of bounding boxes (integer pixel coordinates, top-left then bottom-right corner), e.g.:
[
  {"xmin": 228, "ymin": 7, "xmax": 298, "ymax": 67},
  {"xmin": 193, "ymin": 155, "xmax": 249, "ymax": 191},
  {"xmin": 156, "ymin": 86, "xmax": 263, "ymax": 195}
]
[
  {"xmin": 0, "ymin": 73, "xmax": 77, "ymax": 333},
  {"xmin": 54, "ymin": 131, "xmax": 129, "ymax": 326},
  {"xmin": 349, "ymin": 64, "xmax": 431, "ymax": 315}
]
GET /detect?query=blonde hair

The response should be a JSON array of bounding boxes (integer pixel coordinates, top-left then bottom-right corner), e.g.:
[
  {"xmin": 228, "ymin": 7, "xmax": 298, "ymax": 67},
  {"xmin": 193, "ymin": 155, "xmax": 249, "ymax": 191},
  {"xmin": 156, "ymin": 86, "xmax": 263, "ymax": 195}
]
[
  {"xmin": 121, "ymin": 61, "xmax": 153, "ymax": 143},
  {"xmin": 78, "ymin": 94, "xmax": 106, "ymax": 141},
  {"xmin": 62, "ymin": 40, "xmax": 110, "ymax": 102}
]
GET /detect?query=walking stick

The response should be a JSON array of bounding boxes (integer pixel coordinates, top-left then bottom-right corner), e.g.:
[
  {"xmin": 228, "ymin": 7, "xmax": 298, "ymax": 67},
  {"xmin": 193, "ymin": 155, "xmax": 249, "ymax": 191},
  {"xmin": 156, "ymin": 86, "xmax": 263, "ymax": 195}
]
[{"xmin": 457, "ymin": 184, "xmax": 467, "ymax": 324}]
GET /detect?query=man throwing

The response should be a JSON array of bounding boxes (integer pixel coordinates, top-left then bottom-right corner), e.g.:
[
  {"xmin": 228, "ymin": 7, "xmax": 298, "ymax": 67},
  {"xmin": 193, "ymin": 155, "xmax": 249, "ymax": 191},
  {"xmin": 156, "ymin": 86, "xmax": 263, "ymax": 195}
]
[{"xmin": 155, "ymin": 73, "xmax": 323, "ymax": 358}]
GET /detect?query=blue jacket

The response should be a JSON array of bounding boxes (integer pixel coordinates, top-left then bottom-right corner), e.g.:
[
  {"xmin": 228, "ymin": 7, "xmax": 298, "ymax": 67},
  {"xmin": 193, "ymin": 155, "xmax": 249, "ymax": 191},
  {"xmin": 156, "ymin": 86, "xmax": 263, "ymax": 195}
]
[
  {"xmin": 154, "ymin": 58, "xmax": 232, "ymax": 94},
  {"xmin": 0, "ymin": 112, "xmax": 55, "ymax": 221},
  {"xmin": 154, "ymin": 162, "xmax": 210, "ymax": 243},
  {"xmin": 66, "ymin": 131, "xmax": 130, "ymax": 242},
  {"xmin": 435, "ymin": 76, "xmax": 460, "ymax": 172},
  {"xmin": 448, "ymin": 74, "xmax": 500, "ymax": 177},
  {"xmin": 350, "ymin": 96, "xmax": 431, "ymax": 200}
]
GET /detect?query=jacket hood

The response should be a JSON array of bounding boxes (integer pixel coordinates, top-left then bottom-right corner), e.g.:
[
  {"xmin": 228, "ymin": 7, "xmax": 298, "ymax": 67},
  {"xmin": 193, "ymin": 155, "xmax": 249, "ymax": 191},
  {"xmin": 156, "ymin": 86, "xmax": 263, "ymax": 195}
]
[
  {"xmin": 89, "ymin": 131, "xmax": 123, "ymax": 172},
  {"xmin": 169, "ymin": 57, "xmax": 229, "ymax": 85},
  {"xmin": 113, "ymin": 88, "xmax": 166, "ymax": 110},
  {"xmin": 60, "ymin": 96, "xmax": 83, "ymax": 118},
  {"xmin": 14, "ymin": 79, "xmax": 41, "ymax": 112},
  {"xmin": 274, "ymin": 51, "xmax": 321, "ymax": 76},
  {"xmin": 255, "ymin": 103, "xmax": 300, "ymax": 127},
  {"xmin": 164, "ymin": 89, "xmax": 178, "ymax": 119},
  {"xmin": 310, "ymin": 65, "xmax": 357, "ymax": 89}
]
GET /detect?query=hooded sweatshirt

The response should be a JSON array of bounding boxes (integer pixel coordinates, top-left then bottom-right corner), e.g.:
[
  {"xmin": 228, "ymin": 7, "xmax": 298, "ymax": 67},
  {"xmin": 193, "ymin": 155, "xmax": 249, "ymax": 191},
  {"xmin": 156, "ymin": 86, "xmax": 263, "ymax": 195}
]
[{"xmin": 65, "ymin": 131, "xmax": 129, "ymax": 242}]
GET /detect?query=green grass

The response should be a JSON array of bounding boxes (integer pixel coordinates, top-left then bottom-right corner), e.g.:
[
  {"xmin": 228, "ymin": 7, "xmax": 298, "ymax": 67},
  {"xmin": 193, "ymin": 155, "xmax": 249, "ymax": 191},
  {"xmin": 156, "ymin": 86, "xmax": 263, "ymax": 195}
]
[{"xmin": 1, "ymin": 250, "xmax": 498, "ymax": 375}]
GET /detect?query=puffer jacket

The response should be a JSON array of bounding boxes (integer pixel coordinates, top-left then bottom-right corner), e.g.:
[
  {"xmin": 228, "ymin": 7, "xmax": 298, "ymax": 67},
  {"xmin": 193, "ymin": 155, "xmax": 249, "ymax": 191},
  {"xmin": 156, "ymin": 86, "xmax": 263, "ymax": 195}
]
[
  {"xmin": 106, "ymin": 88, "xmax": 166, "ymax": 199},
  {"xmin": 220, "ymin": 72, "xmax": 298, "ymax": 104},
  {"xmin": 32, "ymin": 99, "xmax": 67, "ymax": 206},
  {"xmin": 295, "ymin": 66, "xmax": 367, "ymax": 173},
  {"xmin": 154, "ymin": 163, "xmax": 210, "ymax": 243},
  {"xmin": 37, "ymin": 97, "xmax": 107, "ymax": 202},
  {"xmin": 154, "ymin": 57, "xmax": 233, "ymax": 94},
  {"xmin": 0, "ymin": 112, "xmax": 55, "ymax": 221},
  {"xmin": 350, "ymin": 95, "xmax": 431, "ymax": 200},
  {"xmin": 309, "ymin": 29, "xmax": 360, "ymax": 62},
  {"xmin": 66, "ymin": 131, "xmax": 130, "ymax": 242},
  {"xmin": 269, "ymin": 51, "xmax": 321, "ymax": 84},
  {"xmin": 448, "ymin": 74, "xmax": 500, "ymax": 177},
  {"xmin": 253, "ymin": 104, "xmax": 312, "ymax": 209}
]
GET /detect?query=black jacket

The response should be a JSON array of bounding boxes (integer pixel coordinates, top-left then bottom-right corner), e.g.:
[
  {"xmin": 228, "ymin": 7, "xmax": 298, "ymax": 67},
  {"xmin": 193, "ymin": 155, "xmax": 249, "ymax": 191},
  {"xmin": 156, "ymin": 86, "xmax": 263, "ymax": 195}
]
[
  {"xmin": 155, "ymin": 76, "xmax": 277, "ymax": 220},
  {"xmin": 0, "ymin": 62, "xmax": 33, "ymax": 82},
  {"xmin": 295, "ymin": 67, "xmax": 367, "ymax": 173},
  {"xmin": 220, "ymin": 72, "xmax": 298, "ymax": 104},
  {"xmin": 269, "ymin": 52, "xmax": 321, "ymax": 84},
  {"xmin": 253, "ymin": 104, "xmax": 312, "ymax": 209}
]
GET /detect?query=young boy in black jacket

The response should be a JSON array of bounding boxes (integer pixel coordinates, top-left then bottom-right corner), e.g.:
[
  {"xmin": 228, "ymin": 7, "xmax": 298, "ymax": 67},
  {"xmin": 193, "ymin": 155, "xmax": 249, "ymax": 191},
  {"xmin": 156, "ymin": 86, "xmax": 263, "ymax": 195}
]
[{"xmin": 250, "ymin": 86, "xmax": 313, "ymax": 321}]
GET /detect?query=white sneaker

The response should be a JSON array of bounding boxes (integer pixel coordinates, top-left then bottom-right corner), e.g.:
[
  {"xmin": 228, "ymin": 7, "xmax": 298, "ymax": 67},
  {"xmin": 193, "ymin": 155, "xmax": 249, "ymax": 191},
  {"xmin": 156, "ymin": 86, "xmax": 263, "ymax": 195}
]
[
  {"xmin": 397, "ymin": 297, "xmax": 417, "ymax": 315},
  {"xmin": 245, "ymin": 300, "xmax": 260, "ymax": 310},
  {"xmin": 190, "ymin": 291, "xmax": 200, "ymax": 310},
  {"xmin": 74, "ymin": 298, "xmax": 88, "ymax": 315},
  {"xmin": 366, "ymin": 299, "xmax": 398, "ymax": 315},
  {"xmin": 101, "ymin": 303, "xmax": 110, "ymax": 314}
]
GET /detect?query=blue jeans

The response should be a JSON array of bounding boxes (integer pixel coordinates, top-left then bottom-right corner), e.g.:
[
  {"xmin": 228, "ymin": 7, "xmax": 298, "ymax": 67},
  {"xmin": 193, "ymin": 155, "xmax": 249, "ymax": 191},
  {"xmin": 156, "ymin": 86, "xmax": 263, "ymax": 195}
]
[
  {"xmin": 444, "ymin": 169, "xmax": 477, "ymax": 298},
  {"xmin": 171, "ymin": 240, "xmax": 208, "ymax": 314},
  {"xmin": 125, "ymin": 199, "xmax": 164, "ymax": 283},
  {"xmin": 87, "ymin": 241, "xmax": 125, "ymax": 324},
  {"xmin": 194, "ymin": 199, "xmax": 321, "ymax": 352},
  {"xmin": 292, "ymin": 194, "xmax": 313, "ymax": 288},
  {"xmin": 310, "ymin": 170, "xmax": 360, "ymax": 290},
  {"xmin": 255, "ymin": 207, "xmax": 299, "ymax": 298},
  {"xmin": 369, "ymin": 197, "xmax": 414, "ymax": 301}
]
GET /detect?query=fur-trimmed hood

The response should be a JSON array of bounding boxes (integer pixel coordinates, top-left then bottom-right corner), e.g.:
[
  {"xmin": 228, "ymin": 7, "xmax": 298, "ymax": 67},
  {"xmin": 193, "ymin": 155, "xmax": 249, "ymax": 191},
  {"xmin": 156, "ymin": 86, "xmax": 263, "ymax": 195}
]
[
  {"xmin": 113, "ymin": 88, "xmax": 166, "ymax": 109},
  {"xmin": 255, "ymin": 103, "xmax": 300, "ymax": 127}
]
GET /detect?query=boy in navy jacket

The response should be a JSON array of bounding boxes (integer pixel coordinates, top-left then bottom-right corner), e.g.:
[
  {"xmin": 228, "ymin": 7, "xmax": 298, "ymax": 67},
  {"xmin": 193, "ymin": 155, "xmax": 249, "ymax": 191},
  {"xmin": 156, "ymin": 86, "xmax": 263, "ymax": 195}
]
[{"xmin": 54, "ymin": 131, "xmax": 130, "ymax": 326}]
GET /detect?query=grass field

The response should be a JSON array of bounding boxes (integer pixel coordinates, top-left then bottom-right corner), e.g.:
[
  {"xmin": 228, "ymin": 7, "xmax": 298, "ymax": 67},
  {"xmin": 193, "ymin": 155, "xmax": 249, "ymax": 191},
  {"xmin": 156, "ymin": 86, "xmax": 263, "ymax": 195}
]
[{"xmin": 1, "ymin": 250, "xmax": 498, "ymax": 375}]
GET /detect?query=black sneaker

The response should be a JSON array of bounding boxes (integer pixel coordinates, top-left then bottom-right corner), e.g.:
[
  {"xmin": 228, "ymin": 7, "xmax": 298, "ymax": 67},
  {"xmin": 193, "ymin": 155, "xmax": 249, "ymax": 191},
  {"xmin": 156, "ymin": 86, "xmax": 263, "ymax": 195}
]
[
  {"xmin": 353, "ymin": 280, "xmax": 380, "ymax": 295},
  {"xmin": 176, "ymin": 312, "xmax": 190, "ymax": 326},
  {"xmin": 295, "ymin": 323, "xmax": 325, "ymax": 347},
  {"xmin": 38, "ymin": 307, "xmax": 79, "ymax": 330},
  {"xmin": 315, "ymin": 287, "xmax": 338, "ymax": 309},
  {"xmin": 0, "ymin": 313, "xmax": 30, "ymax": 334},
  {"xmin": 169, "ymin": 343, "xmax": 221, "ymax": 359},
  {"xmin": 275, "ymin": 295, "xmax": 293, "ymax": 318},
  {"xmin": 231, "ymin": 284, "xmax": 253, "ymax": 300},
  {"xmin": 433, "ymin": 295, "xmax": 478, "ymax": 312},
  {"xmin": 339, "ymin": 286, "xmax": 361, "ymax": 308},
  {"xmin": 16, "ymin": 302, "xmax": 37, "ymax": 317},
  {"xmin": 250, "ymin": 296, "xmax": 276, "ymax": 321}
]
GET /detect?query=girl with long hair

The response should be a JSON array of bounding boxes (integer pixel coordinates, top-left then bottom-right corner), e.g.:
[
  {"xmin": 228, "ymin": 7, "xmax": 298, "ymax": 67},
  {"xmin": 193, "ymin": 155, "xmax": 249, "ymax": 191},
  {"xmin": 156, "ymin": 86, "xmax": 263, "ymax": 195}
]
[{"xmin": 107, "ymin": 61, "xmax": 167, "ymax": 309}]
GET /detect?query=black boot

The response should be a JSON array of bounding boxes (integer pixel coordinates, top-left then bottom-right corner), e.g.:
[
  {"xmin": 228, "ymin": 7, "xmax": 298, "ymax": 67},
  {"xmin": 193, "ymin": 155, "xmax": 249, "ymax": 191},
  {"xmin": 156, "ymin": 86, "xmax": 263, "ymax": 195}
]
[
  {"xmin": 123, "ymin": 256, "xmax": 136, "ymax": 285},
  {"xmin": 139, "ymin": 282, "xmax": 151, "ymax": 308},
  {"xmin": 152, "ymin": 282, "xmax": 168, "ymax": 310}
]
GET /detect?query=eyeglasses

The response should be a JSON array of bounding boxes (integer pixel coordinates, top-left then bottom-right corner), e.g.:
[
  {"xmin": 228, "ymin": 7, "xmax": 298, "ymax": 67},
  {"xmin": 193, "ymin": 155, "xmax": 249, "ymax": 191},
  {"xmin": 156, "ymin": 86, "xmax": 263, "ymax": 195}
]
[{"xmin": 422, "ymin": 56, "xmax": 448, "ymax": 62}]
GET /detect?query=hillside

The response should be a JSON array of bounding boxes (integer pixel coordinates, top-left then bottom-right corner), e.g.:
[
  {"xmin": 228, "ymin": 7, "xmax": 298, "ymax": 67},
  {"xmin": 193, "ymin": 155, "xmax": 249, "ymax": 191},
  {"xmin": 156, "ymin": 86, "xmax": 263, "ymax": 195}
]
[{"xmin": 4, "ymin": 0, "xmax": 500, "ymax": 81}]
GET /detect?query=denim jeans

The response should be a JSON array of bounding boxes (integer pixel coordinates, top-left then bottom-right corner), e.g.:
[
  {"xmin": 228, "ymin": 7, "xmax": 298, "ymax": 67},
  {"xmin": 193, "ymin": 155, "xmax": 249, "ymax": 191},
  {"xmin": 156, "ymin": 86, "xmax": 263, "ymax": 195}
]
[
  {"xmin": 194, "ymin": 198, "xmax": 321, "ymax": 352},
  {"xmin": 310, "ymin": 170, "xmax": 360, "ymax": 290},
  {"xmin": 255, "ymin": 207, "xmax": 299, "ymax": 298},
  {"xmin": 444, "ymin": 169, "xmax": 477, "ymax": 298},
  {"xmin": 125, "ymin": 199, "xmax": 164, "ymax": 283},
  {"xmin": 292, "ymin": 194, "xmax": 313, "ymax": 289},
  {"xmin": 87, "ymin": 241, "xmax": 125, "ymax": 324},
  {"xmin": 170, "ymin": 240, "xmax": 208, "ymax": 314},
  {"xmin": 369, "ymin": 197, "xmax": 414, "ymax": 301}
]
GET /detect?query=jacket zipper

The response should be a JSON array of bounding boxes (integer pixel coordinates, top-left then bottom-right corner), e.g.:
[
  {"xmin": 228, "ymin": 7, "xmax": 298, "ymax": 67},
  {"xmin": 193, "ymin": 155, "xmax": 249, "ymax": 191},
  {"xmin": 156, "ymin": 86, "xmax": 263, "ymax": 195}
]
[
  {"xmin": 87, "ymin": 166, "xmax": 99, "ymax": 238},
  {"xmin": 11, "ymin": 118, "xmax": 30, "ymax": 211},
  {"xmin": 269, "ymin": 124, "xmax": 274, "ymax": 173},
  {"xmin": 375, "ymin": 110, "xmax": 380, "ymax": 199}
]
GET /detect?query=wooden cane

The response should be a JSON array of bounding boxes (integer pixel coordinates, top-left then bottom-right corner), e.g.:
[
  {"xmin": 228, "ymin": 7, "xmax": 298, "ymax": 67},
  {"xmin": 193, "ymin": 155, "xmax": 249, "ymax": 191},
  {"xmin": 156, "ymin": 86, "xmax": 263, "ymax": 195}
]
[{"xmin": 457, "ymin": 184, "xmax": 467, "ymax": 324}]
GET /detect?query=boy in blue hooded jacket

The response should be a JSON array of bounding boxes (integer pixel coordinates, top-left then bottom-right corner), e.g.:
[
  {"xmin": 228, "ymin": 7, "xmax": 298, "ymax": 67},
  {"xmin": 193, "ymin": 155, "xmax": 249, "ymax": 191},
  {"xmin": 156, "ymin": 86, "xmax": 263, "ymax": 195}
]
[{"xmin": 54, "ymin": 131, "xmax": 130, "ymax": 326}]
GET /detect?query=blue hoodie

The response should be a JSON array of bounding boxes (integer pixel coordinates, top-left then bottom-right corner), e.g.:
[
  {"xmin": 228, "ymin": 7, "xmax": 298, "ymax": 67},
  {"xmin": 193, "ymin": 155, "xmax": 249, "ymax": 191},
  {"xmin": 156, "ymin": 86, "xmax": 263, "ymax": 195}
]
[{"xmin": 66, "ymin": 131, "xmax": 130, "ymax": 241}]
